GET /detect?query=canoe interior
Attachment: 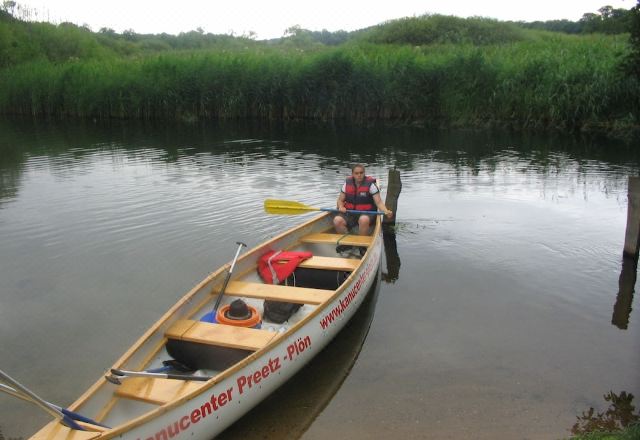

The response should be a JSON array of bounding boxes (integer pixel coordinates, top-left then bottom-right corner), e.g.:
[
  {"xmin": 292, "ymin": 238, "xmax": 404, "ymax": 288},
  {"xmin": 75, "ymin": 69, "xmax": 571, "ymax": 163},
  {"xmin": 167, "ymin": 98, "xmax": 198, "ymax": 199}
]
[{"xmin": 31, "ymin": 212, "xmax": 381, "ymax": 438}]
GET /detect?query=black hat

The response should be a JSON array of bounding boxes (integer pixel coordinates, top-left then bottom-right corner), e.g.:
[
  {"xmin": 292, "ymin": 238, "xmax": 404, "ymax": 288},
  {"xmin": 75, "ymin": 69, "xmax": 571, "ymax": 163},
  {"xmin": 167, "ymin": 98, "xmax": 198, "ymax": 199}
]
[{"xmin": 226, "ymin": 299, "xmax": 252, "ymax": 320}]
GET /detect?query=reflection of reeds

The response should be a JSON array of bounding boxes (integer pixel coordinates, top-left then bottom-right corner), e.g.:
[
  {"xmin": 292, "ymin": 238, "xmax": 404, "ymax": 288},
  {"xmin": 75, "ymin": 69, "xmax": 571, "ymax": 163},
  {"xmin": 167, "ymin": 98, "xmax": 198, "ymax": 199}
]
[
  {"xmin": 0, "ymin": 34, "xmax": 636, "ymax": 131},
  {"xmin": 571, "ymin": 391, "xmax": 640, "ymax": 437}
]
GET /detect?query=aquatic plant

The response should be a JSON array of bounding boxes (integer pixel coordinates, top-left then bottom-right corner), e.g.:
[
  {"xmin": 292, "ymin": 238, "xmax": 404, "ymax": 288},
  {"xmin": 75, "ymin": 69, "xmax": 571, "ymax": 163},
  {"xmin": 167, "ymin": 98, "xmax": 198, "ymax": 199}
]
[{"xmin": 571, "ymin": 391, "xmax": 640, "ymax": 438}]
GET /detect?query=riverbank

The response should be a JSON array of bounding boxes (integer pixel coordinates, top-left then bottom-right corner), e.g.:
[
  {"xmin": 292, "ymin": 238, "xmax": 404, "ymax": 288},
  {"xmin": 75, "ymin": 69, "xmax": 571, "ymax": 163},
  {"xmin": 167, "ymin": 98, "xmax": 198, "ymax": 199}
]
[
  {"xmin": 571, "ymin": 424, "xmax": 640, "ymax": 439},
  {"xmin": 0, "ymin": 13, "xmax": 638, "ymax": 140}
]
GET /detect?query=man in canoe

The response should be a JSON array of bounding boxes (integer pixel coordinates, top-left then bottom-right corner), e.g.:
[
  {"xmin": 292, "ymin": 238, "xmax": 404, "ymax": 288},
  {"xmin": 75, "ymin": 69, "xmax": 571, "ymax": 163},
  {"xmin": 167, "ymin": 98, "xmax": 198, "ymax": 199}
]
[{"xmin": 333, "ymin": 163, "xmax": 393, "ymax": 235}]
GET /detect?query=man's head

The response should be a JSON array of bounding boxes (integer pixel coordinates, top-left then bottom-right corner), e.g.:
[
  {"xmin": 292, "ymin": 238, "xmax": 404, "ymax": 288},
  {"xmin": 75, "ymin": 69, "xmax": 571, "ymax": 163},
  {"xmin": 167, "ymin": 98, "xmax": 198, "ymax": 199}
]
[{"xmin": 351, "ymin": 164, "xmax": 365, "ymax": 184}]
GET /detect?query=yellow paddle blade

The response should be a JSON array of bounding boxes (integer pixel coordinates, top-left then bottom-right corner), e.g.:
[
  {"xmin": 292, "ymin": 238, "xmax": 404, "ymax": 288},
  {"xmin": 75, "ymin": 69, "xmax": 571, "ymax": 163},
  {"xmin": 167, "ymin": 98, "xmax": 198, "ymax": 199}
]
[{"xmin": 264, "ymin": 199, "xmax": 321, "ymax": 215}]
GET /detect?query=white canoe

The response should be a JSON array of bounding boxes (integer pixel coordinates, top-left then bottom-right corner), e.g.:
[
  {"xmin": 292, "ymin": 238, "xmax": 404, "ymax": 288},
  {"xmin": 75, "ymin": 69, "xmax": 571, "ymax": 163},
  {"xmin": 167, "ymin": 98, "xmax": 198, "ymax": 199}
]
[{"xmin": 30, "ymin": 212, "xmax": 382, "ymax": 439}]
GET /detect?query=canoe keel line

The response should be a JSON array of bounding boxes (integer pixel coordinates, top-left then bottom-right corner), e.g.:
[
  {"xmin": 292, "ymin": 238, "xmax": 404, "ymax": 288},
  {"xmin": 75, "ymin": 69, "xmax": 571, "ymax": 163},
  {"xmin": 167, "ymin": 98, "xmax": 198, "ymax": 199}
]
[{"xmin": 14, "ymin": 212, "xmax": 382, "ymax": 439}]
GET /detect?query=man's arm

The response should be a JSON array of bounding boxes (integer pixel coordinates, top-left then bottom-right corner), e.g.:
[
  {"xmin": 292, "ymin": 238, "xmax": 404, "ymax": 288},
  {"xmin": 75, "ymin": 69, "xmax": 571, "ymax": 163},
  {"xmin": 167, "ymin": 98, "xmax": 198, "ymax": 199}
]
[
  {"xmin": 373, "ymin": 193, "xmax": 393, "ymax": 219},
  {"xmin": 337, "ymin": 192, "xmax": 347, "ymax": 213}
]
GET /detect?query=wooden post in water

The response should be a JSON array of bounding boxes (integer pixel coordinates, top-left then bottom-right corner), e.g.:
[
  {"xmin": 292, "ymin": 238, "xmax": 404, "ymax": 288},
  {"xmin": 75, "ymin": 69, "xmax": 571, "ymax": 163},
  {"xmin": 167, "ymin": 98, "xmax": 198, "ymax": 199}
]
[
  {"xmin": 382, "ymin": 228, "xmax": 401, "ymax": 282},
  {"xmin": 384, "ymin": 168, "xmax": 402, "ymax": 226},
  {"xmin": 623, "ymin": 177, "xmax": 640, "ymax": 259}
]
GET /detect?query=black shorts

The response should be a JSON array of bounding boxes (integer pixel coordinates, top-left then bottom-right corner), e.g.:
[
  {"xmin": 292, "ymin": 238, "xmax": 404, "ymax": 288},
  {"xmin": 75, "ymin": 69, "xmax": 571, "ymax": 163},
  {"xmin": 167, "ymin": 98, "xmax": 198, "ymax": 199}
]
[{"xmin": 336, "ymin": 212, "xmax": 375, "ymax": 231}]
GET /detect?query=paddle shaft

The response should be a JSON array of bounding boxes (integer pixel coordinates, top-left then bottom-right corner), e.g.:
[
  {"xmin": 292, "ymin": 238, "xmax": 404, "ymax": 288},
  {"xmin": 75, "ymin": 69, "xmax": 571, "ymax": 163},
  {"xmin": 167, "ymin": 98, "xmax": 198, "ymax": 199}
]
[
  {"xmin": 0, "ymin": 383, "xmax": 108, "ymax": 429},
  {"xmin": 0, "ymin": 369, "xmax": 83, "ymax": 430},
  {"xmin": 212, "ymin": 241, "xmax": 247, "ymax": 313},
  {"xmin": 264, "ymin": 199, "xmax": 386, "ymax": 216},
  {"xmin": 321, "ymin": 207, "xmax": 385, "ymax": 215},
  {"xmin": 110, "ymin": 369, "xmax": 210, "ymax": 382}
]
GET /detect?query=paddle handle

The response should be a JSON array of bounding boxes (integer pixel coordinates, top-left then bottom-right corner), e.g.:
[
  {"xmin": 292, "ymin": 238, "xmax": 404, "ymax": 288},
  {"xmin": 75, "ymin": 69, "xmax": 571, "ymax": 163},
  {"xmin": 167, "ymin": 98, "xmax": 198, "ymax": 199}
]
[
  {"xmin": 320, "ymin": 208, "xmax": 385, "ymax": 216},
  {"xmin": 212, "ymin": 241, "xmax": 247, "ymax": 313}
]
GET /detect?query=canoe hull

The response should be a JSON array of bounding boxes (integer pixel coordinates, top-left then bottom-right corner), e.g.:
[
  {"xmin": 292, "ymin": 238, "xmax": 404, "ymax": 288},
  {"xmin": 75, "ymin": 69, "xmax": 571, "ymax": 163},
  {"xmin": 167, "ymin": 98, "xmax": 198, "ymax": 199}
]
[
  {"xmin": 122, "ymin": 232, "xmax": 381, "ymax": 440},
  {"xmin": 30, "ymin": 212, "xmax": 382, "ymax": 439}
]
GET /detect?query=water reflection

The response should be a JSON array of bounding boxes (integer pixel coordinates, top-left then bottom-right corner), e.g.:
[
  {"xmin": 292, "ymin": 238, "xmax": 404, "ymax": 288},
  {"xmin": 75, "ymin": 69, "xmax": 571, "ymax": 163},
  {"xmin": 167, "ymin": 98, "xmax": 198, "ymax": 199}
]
[
  {"xmin": 613, "ymin": 257, "xmax": 637, "ymax": 330},
  {"xmin": 3, "ymin": 117, "xmax": 637, "ymax": 247},
  {"xmin": 1, "ymin": 117, "xmax": 640, "ymax": 438},
  {"xmin": 2, "ymin": 117, "xmax": 639, "ymax": 204},
  {"xmin": 571, "ymin": 391, "xmax": 640, "ymax": 435},
  {"xmin": 382, "ymin": 226, "xmax": 401, "ymax": 283},
  {"xmin": 218, "ymin": 268, "xmax": 381, "ymax": 439}
]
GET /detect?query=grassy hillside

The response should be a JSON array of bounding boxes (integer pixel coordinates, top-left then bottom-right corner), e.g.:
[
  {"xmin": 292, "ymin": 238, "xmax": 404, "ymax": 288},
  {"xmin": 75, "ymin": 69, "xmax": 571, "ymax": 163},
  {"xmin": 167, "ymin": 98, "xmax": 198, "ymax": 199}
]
[
  {"xmin": 0, "ymin": 9, "xmax": 638, "ymax": 136},
  {"xmin": 0, "ymin": 9, "xmax": 263, "ymax": 67},
  {"xmin": 358, "ymin": 15, "xmax": 529, "ymax": 45}
]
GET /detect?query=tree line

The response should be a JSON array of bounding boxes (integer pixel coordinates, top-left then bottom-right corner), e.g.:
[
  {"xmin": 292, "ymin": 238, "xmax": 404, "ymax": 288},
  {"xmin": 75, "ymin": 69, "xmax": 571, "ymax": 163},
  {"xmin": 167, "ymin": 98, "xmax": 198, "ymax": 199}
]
[
  {"xmin": 515, "ymin": 5, "xmax": 634, "ymax": 34},
  {"xmin": 0, "ymin": 2, "xmax": 636, "ymax": 68}
]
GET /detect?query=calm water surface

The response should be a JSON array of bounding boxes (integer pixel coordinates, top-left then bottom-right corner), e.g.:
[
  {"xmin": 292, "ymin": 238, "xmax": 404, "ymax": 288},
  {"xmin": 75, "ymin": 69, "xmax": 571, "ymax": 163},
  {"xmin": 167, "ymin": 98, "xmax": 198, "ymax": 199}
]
[{"xmin": 0, "ymin": 119, "xmax": 638, "ymax": 439}]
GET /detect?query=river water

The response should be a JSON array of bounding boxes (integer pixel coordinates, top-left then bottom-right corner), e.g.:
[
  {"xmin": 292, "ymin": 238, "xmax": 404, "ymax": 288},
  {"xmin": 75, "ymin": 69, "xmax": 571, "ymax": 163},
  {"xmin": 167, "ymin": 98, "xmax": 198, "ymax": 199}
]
[{"xmin": 0, "ymin": 118, "xmax": 638, "ymax": 439}]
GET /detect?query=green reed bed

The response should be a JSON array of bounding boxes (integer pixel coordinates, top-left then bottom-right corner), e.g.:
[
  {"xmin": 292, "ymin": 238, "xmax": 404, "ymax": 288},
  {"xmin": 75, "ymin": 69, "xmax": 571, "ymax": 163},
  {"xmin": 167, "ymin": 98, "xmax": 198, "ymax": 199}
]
[
  {"xmin": 0, "ymin": 33, "xmax": 637, "ymax": 132},
  {"xmin": 483, "ymin": 34, "xmax": 638, "ymax": 129}
]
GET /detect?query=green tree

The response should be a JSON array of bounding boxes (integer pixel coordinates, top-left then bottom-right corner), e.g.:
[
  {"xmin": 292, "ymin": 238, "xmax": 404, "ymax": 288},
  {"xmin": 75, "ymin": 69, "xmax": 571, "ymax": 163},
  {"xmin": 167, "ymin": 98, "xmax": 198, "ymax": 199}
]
[
  {"xmin": 1, "ymin": 1, "xmax": 16, "ymax": 16},
  {"xmin": 580, "ymin": 5, "xmax": 633, "ymax": 33},
  {"xmin": 622, "ymin": 1, "xmax": 640, "ymax": 79}
]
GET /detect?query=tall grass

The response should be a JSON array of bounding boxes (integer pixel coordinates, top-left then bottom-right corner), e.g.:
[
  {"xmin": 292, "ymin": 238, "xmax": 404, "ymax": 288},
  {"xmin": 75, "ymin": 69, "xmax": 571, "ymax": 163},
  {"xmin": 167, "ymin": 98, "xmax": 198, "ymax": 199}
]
[{"xmin": 0, "ymin": 19, "xmax": 637, "ymax": 133}]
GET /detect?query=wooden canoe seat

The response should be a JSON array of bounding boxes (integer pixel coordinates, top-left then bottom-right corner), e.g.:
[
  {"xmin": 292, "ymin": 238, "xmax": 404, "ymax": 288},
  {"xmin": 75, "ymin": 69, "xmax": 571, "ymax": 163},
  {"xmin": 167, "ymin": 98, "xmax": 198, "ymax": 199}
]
[
  {"xmin": 224, "ymin": 281, "xmax": 334, "ymax": 304},
  {"xmin": 166, "ymin": 319, "xmax": 276, "ymax": 351},
  {"xmin": 114, "ymin": 376, "xmax": 203, "ymax": 405},
  {"xmin": 300, "ymin": 233, "xmax": 373, "ymax": 247},
  {"xmin": 298, "ymin": 256, "xmax": 359, "ymax": 272}
]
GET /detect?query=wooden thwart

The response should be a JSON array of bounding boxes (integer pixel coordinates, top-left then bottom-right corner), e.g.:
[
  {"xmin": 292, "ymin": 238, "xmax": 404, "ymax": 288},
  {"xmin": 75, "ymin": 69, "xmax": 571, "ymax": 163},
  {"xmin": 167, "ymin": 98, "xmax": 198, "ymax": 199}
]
[
  {"xmin": 298, "ymin": 256, "xmax": 359, "ymax": 272},
  {"xmin": 166, "ymin": 319, "xmax": 276, "ymax": 351},
  {"xmin": 115, "ymin": 377, "xmax": 202, "ymax": 405},
  {"xmin": 223, "ymin": 281, "xmax": 334, "ymax": 305},
  {"xmin": 300, "ymin": 233, "xmax": 373, "ymax": 247}
]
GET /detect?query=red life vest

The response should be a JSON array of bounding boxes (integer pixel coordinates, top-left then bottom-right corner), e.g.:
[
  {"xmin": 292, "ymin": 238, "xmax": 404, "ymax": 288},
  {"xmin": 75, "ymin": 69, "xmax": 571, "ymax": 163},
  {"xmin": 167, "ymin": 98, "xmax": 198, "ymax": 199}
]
[
  {"xmin": 344, "ymin": 176, "xmax": 376, "ymax": 211},
  {"xmin": 258, "ymin": 250, "xmax": 313, "ymax": 285}
]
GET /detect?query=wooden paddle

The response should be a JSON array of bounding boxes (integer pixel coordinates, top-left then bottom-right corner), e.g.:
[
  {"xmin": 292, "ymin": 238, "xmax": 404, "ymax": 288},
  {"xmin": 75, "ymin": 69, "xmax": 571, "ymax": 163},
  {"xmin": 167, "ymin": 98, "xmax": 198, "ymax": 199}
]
[{"xmin": 264, "ymin": 199, "xmax": 385, "ymax": 216}]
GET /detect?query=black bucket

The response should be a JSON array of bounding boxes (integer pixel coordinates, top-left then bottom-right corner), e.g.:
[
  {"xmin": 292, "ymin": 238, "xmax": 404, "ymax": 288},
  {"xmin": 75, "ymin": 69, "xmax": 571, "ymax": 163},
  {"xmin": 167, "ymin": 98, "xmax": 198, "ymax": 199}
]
[
  {"xmin": 286, "ymin": 268, "xmax": 350, "ymax": 290},
  {"xmin": 263, "ymin": 268, "xmax": 350, "ymax": 323},
  {"xmin": 166, "ymin": 339, "xmax": 252, "ymax": 371}
]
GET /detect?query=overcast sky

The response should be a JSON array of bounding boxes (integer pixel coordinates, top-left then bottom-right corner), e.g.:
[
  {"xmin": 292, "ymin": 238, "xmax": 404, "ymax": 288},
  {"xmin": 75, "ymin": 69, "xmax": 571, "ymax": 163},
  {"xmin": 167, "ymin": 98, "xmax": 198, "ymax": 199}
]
[{"xmin": 17, "ymin": 0, "xmax": 637, "ymax": 39}]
